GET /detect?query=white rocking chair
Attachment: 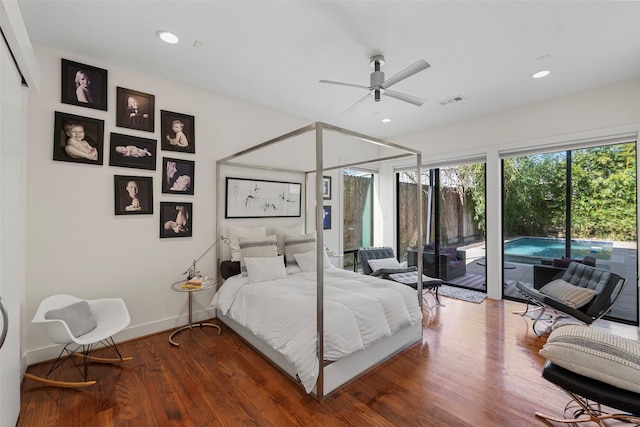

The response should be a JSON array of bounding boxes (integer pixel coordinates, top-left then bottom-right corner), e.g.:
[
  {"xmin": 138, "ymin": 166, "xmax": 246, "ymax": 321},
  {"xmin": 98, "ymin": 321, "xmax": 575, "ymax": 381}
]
[{"xmin": 24, "ymin": 294, "xmax": 132, "ymax": 388}]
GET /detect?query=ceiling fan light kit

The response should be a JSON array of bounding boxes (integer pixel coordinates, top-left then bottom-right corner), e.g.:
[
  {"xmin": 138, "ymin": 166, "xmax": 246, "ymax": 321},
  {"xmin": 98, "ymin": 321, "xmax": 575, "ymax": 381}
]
[{"xmin": 319, "ymin": 54, "xmax": 430, "ymax": 113}]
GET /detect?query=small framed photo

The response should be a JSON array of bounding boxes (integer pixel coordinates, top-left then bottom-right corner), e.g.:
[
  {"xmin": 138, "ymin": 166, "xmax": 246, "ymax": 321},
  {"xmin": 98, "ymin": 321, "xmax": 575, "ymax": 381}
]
[
  {"xmin": 116, "ymin": 87, "xmax": 155, "ymax": 132},
  {"xmin": 162, "ymin": 157, "xmax": 194, "ymax": 195},
  {"xmin": 160, "ymin": 202, "xmax": 192, "ymax": 238},
  {"xmin": 61, "ymin": 59, "xmax": 108, "ymax": 111},
  {"xmin": 322, "ymin": 176, "xmax": 332, "ymax": 200},
  {"xmin": 109, "ymin": 133, "xmax": 157, "ymax": 170},
  {"xmin": 323, "ymin": 205, "xmax": 332, "ymax": 230},
  {"xmin": 53, "ymin": 111, "xmax": 104, "ymax": 165},
  {"xmin": 114, "ymin": 175, "xmax": 153, "ymax": 215},
  {"xmin": 161, "ymin": 110, "xmax": 195, "ymax": 153}
]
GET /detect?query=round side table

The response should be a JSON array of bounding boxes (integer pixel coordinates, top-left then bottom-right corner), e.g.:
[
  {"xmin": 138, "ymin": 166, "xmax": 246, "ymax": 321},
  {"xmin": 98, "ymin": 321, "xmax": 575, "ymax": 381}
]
[{"xmin": 169, "ymin": 279, "xmax": 221, "ymax": 346}]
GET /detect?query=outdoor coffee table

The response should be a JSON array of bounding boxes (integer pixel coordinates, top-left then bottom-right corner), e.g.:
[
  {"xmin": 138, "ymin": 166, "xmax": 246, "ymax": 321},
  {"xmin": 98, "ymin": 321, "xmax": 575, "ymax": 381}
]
[{"xmin": 388, "ymin": 271, "xmax": 444, "ymax": 308}]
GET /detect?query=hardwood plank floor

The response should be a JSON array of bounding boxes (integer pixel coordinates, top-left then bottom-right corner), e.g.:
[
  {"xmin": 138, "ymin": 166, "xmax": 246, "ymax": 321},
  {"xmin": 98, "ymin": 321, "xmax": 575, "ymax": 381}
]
[{"xmin": 18, "ymin": 296, "xmax": 638, "ymax": 426}]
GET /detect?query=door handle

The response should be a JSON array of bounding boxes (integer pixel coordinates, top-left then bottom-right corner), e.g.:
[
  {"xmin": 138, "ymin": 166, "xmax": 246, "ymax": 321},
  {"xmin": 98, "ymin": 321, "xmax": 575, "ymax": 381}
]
[{"xmin": 0, "ymin": 297, "xmax": 8, "ymax": 349}]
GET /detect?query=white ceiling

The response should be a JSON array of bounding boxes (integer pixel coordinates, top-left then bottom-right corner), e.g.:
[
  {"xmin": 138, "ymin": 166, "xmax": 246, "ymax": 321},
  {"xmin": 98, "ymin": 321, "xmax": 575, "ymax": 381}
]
[{"xmin": 18, "ymin": 1, "xmax": 640, "ymax": 140}]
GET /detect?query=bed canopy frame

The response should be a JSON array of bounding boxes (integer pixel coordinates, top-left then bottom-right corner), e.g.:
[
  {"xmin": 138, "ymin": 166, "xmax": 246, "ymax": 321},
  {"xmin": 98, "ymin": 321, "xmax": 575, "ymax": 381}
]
[{"xmin": 216, "ymin": 122, "xmax": 424, "ymax": 400}]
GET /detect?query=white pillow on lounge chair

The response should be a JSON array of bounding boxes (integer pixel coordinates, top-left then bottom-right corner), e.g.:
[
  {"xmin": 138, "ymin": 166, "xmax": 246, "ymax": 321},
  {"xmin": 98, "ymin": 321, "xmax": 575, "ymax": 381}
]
[
  {"xmin": 368, "ymin": 257, "xmax": 403, "ymax": 272},
  {"xmin": 539, "ymin": 279, "xmax": 598, "ymax": 309}
]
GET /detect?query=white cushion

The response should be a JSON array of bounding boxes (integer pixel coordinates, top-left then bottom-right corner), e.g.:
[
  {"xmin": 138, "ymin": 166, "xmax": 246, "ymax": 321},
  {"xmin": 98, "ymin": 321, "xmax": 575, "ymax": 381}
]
[
  {"xmin": 539, "ymin": 324, "xmax": 640, "ymax": 393},
  {"xmin": 284, "ymin": 232, "xmax": 316, "ymax": 267},
  {"xmin": 244, "ymin": 256, "xmax": 286, "ymax": 283},
  {"xmin": 45, "ymin": 300, "xmax": 97, "ymax": 338},
  {"xmin": 227, "ymin": 225, "xmax": 266, "ymax": 261},
  {"xmin": 238, "ymin": 234, "xmax": 277, "ymax": 276},
  {"xmin": 539, "ymin": 279, "xmax": 598, "ymax": 308},
  {"xmin": 368, "ymin": 257, "xmax": 403, "ymax": 272},
  {"xmin": 294, "ymin": 250, "xmax": 333, "ymax": 272},
  {"xmin": 273, "ymin": 223, "xmax": 304, "ymax": 255}
]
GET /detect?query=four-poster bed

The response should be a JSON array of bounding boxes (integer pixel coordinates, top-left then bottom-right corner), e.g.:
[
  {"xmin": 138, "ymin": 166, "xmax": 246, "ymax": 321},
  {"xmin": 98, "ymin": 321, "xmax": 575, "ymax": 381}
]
[{"xmin": 214, "ymin": 122, "xmax": 424, "ymax": 400}]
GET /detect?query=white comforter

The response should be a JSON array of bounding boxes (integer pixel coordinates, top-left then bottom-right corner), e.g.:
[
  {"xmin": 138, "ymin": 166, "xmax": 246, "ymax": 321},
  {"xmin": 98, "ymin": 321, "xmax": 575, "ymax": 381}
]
[{"xmin": 215, "ymin": 267, "xmax": 422, "ymax": 393}]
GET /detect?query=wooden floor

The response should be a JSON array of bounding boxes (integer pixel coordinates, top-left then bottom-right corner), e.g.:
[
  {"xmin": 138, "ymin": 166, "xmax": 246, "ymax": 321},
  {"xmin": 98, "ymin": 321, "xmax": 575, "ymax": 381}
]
[{"xmin": 18, "ymin": 296, "xmax": 637, "ymax": 426}]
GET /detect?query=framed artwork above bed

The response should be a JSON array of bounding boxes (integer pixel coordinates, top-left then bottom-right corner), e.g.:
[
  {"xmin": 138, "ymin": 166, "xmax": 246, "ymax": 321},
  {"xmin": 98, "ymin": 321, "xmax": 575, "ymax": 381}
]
[{"xmin": 225, "ymin": 177, "xmax": 301, "ymax": 218}]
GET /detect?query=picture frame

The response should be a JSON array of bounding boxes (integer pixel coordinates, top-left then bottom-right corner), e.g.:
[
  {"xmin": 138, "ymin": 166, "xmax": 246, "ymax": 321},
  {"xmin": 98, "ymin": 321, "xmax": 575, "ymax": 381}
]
[
  {"xmin": 323, "ymin": 176, "xmax": 332, "ymax": 200},
  {"xmin": 53, "ymin": 111, "xmax": 104, "ymax": 165},
  {"xmin": 116, "ymin": 87, "xmax": 155, "ymax": 132},
  {"xmin": 61, "ymin": 58, "xmax": 108, "ymax": 111},
  {"xmin": 162, "ymin": 157, "xmax": 195, "ymax": 195},
  {"xmin": 323, "ymin": 205, "xmax": 332, "ymax": 230},
  {"xmin": 160, "ymin": 110, "xmax": 195, "ymax": 153},
  {"xmin": 160, "ymin": 202, "xmax": 193, "ymax": 238},
  {"xmin": 225, "ymin": 177, "xmax": 302, "ymax": 218},
  {"xmin": 109, "ymin": 133, "xmax": 157, "ymax": 170},
  {"xmin": 114, "ymin": 175, "xmax": 153, "ymax": 215}
]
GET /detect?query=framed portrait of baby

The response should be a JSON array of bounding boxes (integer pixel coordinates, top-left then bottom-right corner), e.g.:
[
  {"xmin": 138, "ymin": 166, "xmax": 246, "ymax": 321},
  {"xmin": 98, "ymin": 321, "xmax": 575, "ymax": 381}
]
[
  {"xmin": 159, "ymin": 202, "xmax": 193, "ymax": 238},
  {"xmin": 109, "ymin": 133, "xmax": 157, "ymax": 170},
  {"xmin": 116, "ymin": 87, "xmax": 155, "ymax": 133},
  {"xmin": 160, "ymin": 110, "xmax": 195, "ymax": 154},
  {"xmin": 162, "ymin": 157, "xmax": 195, "ymax": 195},
  {"xmin": 61, "ymin": 59, "xmax": 108, "ymax": 111},
  {"xmin": 114, "ymin": 175, "xmax": 153, "ymax": 215},
  {"xmin": 53, "ymin": 111, "xmax": 105, "ymax": 165}
]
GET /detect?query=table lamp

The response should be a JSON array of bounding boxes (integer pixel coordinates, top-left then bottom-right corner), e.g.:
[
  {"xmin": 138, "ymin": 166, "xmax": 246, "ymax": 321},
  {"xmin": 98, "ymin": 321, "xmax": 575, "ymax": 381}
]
[{"xmin": 184, "ymin": 235, "xmax": 229, "ymax": 279}]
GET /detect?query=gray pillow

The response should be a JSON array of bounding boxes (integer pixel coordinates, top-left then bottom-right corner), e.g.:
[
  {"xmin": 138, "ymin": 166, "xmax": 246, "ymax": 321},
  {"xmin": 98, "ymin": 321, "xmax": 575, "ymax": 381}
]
[{"xmin": 45, "ymin": 300, "xmax": 97, "ymax": 338}]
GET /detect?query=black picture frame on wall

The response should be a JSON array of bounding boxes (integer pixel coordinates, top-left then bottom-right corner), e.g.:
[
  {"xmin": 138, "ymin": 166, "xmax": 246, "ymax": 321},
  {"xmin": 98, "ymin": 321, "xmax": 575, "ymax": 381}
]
[
  {"xmin": 116, "ymin": 87, "xmax": 155, "ymax": 132},
  {"xmin": 53, "ymin": 111, "xmax": 104, "ymax": 165},
  {"xmin": 323, "ymin": 205, "xmax": 332, "ymax": 230},
  {"xmin": 160, "ymin": 110, "xmax": 195, "ymax": 153},
  {"xmin": 109, "ymin": 133, "xmax": 157, "ymax": 170},
  {"xmin": 160, "ymin": 202, "xmax": 193, "ymax": 238},
  {"xmin": 323, "ymin": 176, "xmax": 332, "ymax": 200},
  {"xmin": 114, "ymin": 175, "xmax": 153, "ymax": 215},
  {"xmin": 61, "ymin": 59, "xmax": 108, "ymax": 111},
  {"xmin": 162, "ymin": 157, "xmax": 195, "ymax": 195}
]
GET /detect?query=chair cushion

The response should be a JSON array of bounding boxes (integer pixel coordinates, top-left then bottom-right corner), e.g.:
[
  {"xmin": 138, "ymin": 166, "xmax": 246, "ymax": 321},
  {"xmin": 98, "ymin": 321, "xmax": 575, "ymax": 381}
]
[
  {"xmin": 368, "ymin": 257, "xmax": 403, "ymax": 272},
  {"xmin": 441, "ymin": 247, "xmax": 458, "ymax": 261},
  {"xmin": 552, "ymin": 257, "xmax": 572, "ymax": 268},
  {"xmin": 539, "ymin": 324, "xmax": 640, "ymax": 394},
  {"xmin": 539, "ymin": 279, "xmax": 598, "ymax": 308},
  {"xmin": 45, "ymin": 300, "xmax": 97, "ymax": 338}
]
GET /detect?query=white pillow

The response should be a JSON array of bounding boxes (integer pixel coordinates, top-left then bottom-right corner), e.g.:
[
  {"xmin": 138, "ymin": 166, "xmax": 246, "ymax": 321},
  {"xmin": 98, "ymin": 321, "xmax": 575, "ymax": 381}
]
[
  {"xmin": 238, "ymin": 235, "xmax": 277, "ymax": 276},
  {"xmin": 540, "ymin": 279, "xmax": 598, "ymax": 309},
  {"xmin": 294, "ymin": 250, "xmax": 333, "ymax": 272},
  {"xmin": 244, "ymin": 256, "xmax": 286, "ymax": 283},
  {"xmin": 284, "ymin": 232, "xmax": 316, "ymax": 267},
  {"xmin": 273, "ymin": 223, "xmax": 304, "ymax": 255},
  {"xmin": 368, "ymin": 257, "xmax": 403, "ymax": 272},
  {"xmin": 227, "ymin": 225, "xmax": 266, "ymax": 261}
]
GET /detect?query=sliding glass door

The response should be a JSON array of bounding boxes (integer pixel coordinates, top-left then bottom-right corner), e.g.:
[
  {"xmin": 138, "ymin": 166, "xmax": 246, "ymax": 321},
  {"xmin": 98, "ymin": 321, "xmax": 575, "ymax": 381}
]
[
  {"xmin": 503, "ymin": 142, "xmax": 638, "ymax": 325},
  {"xmin": 343, "ymin": 169, "xmax": 374, "ymax": 270}
]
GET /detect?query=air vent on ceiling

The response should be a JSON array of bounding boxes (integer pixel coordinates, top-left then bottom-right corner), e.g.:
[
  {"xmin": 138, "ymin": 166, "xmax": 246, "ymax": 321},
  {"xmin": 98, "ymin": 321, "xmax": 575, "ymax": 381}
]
[{"xmin": 436, "ymin": 95, "xmax": 465, "ymax": 106}]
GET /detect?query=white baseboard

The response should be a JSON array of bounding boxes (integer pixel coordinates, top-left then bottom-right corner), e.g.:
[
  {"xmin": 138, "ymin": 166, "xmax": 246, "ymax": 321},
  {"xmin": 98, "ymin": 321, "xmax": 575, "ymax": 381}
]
[{"xmin": 24, "ymin": 307, "xmax": 217, "ymax": 365}]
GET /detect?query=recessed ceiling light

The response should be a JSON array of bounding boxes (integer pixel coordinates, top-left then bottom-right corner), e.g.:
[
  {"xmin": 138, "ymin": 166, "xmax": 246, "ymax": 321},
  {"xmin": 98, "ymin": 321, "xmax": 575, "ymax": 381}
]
[
  {"xmin": 532, "ymin": 70, "xmax": 550, "ymax": 79},
  {"xmin": 157, "ymin": 30, "xmax": 179, "ymax": 44},
  {"xmin": 381, "ymin": 118, "xmax": 392, "ymax": 123}
]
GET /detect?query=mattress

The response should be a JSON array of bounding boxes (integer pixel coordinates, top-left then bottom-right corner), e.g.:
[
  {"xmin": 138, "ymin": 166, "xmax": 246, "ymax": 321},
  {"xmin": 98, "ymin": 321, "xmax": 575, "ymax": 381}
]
[{"xmin": 214, "ymin": 267, "xmax": 422, "ymax": 393}]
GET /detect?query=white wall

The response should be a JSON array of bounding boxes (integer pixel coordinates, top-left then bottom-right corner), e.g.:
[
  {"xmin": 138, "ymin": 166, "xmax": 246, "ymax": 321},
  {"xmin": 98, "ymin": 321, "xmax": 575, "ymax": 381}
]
[{"xmin": 24, "ymin": 46, "xmax": 309, "ymax": 363}]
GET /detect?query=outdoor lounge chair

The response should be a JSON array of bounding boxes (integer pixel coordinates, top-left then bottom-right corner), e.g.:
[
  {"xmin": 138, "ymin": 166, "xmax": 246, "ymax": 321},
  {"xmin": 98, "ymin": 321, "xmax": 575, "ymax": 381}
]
[{"xmin": 515, "ymin": 262, "xmax": 626, "ymax": 335}]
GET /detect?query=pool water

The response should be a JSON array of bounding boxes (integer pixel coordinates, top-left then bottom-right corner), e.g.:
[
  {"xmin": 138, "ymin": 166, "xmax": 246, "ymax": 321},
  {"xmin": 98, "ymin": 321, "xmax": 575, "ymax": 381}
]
[{"xmin": 504, "ymin": 237, "xmax": 613, "ymax": 262}]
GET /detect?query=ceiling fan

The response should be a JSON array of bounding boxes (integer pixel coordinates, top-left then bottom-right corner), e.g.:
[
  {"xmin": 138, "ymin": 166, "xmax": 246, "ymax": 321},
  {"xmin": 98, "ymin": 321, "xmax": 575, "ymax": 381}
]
[{"xmin": 319, "ymin": 54, "xmax": 430, "ymax": 113}]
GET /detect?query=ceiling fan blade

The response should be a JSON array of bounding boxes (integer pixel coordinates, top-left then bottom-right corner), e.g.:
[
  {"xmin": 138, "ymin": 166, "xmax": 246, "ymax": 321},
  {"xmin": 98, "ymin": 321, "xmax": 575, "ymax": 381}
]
[
  {"xmin": 383, "ymin": 90, "xmax": 426, "ymax": 106},
  {"xmin": 343, "ymin": 92, "xmax": 371, "ymax": 113},
  {"xmin": 319, "ymin": 80, "xmax": 371, "ymax": 91},
  {"xmin": 381, "ymin": 60, "xmax": 430, "ymax": 89}
]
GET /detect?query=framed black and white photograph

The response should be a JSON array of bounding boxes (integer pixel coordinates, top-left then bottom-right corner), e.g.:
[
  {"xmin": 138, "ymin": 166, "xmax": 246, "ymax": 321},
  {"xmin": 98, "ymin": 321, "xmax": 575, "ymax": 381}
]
[
  {"xmin": 109, "ymin": 133, "xmax": 156, "ymax": 170},
  {"xmin": 160, "ymin": 202, "xmax": 192, "ymax": 238},
  {"xmin": 225, "ymin": 177, "xmax": 302, "ymax": 218},
  {"xmin": 323, "ymin": 176, "xmax": 332, "ymax": 200},
  {"xmin": 162, "ymin": 157, "xmax": 194, "ymax": 195},
  {"xmin": 323, "ymin": 205, "xmax": 332, "ymax": 230},
  {"xmin": 61, "ymin": 59, "xmax": 108, "ymax": 111},
  {"xmin": 116, "ymin": 87, "xmax": 155, "ymax": 132},
  {"xmin": 53, "ymin": 111, "xmax": 104, "ymax": 165},
  {"xmin": 160, "ymin": 110, "xmax": 195, "ymax": 153},
  {"xmin": 114, "ymin": 175, "xmax": 153, "ymax": 215}
]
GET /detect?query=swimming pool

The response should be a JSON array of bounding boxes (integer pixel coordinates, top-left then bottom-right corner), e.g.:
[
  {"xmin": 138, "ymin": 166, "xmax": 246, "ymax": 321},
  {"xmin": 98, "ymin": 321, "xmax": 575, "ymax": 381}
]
[{"xmin": 504, "ymin": 237, "xmax": 613, "ymax": 264}]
